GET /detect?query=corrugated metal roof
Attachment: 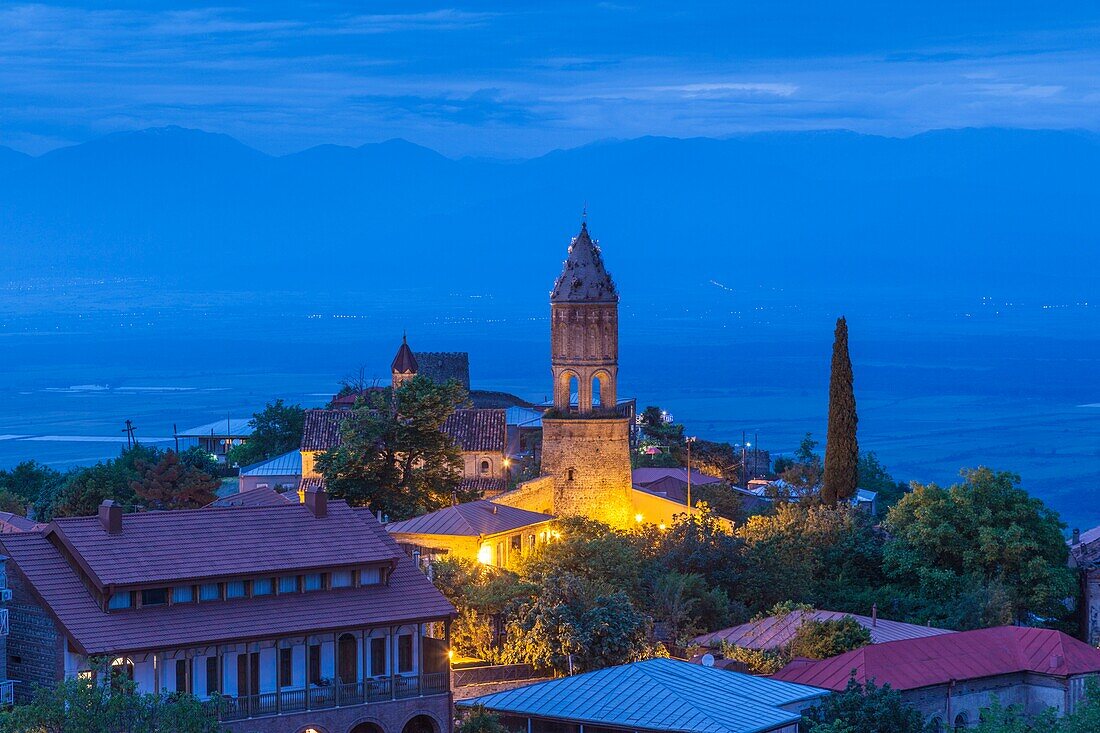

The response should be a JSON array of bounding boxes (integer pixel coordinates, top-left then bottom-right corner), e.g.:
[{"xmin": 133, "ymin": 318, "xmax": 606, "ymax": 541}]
[
  {"xmin": 632, "ymin": 468, "xmax": 723, "ymax": 487},
  {"xmin": 459, "ymin": 658, "xmax": 827, "ymax": 733},
  {"xmin": 386, "ymin": 500, "xmax": 552, "ymax": 538},
  {"xmin": 772, "ymin": 626, "xmax": 1100, "ymax": 691},
  {"xmin": 239, "ymin": 450, "xmax": 302, "ymax": 476},
  {"xmin": 506, "ymin": 406, "xmax": 545, "ymax": 428},
  {"xmin": 694, "ymin": 609, "xmax": 953, "ymax": 650},
  {"xmin": 175, "ymin": 418, "xmax": 253, "ymax": 438}
]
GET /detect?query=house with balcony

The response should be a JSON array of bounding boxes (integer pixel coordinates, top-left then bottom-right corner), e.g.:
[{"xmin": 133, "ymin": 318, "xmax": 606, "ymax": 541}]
[{"xmin": 0, "ymin": 488, "xmax": 455, "ymax": 733}]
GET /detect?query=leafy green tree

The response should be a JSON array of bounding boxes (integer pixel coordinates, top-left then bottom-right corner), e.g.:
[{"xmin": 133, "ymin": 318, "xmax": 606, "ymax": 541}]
[
  {"xmin": 0, "ymin": 460, "xmax": 63, "ymax": 506},
  {"xmin": 41, "ymin": 445, "xmax": 161, "ymax": 520},
  {"xmin": 132, "ymin": 451, "xmax": 220, "ymax": 510},
  {"xmin": 823, "ymin": 317, "xmax": 858, "ymax": 504},
  {"xmin": 523, "ymin": 517, "xmax": 645, "ymax": 598},
  {"xmin": 789, "ymin": 617, "xmax": 872, "ymax": 660},
  {"xmin": 503, "ymin": 573, "xmax": 654, "ymax": 674},
  {"xmin": 883, "ymin": 467, "xmax": 1076, "ymax": 628},
  {"xmin": 856, "ymin": 452, "xmax": 907, "ymax": 512},
  {"xmin": 226, "ymin": 399, "xmax": 305, "ymax": 468},
  {"xmin": 457, "ymin": 706, "xmax": 510, "ymax": 733},
  {"xmin": 0, "ymin": 672, "xmax": 221, "ymax": 732},
  {"xmin": 802, "ymin": 677, "xmax": 927, "ymax": 733},
  {"xmin": 318, "ymin": 376, "xmax": 471, "ymax": 520},
  {"xmin": 774, "ymin": 433, "xmax": 823, "ymax": 499},
  {"xmin": 1060, "ymin": 677, "xmax": 1100, "ymax": 733},
  {"xmin": 641, "ymin": 508, "xmax": 746, "ymax": 600},
  {"xmin": 970, "ymin": 697, "xmax": 1053, "ymax": 733},
  {"xmin": 432, "ymin": 558, "xmax": 531, "ymax": 663},
  {"xmin": 650, "ymin": 571, "xmax": 736, "ymax": 643}
]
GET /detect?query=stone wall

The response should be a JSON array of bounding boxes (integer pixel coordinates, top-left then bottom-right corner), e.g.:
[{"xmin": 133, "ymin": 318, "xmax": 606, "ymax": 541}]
[
  {"xmin": 540, "ymin": 417, "xmax": 633, "ymax": 528},
  {"xmin": 223, "ymin": 691, "xmax": 452, "ymax": 733},
  {"xmin": 491, "ymin": 477, "xmax": 555, "ymax": 516},
  {"xmin": 901, "ymin": 673, "xmax": 1069, "ymax": 729},
  {"xmin": 6, "ymin": 562, "xmax": 64, "ymax": 701}
]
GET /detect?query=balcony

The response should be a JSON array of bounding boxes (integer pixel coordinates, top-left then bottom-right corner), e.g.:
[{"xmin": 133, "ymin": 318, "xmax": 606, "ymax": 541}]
[
  {"xmin": 215, "ymin": 672, "xmax": 449, "ymax": 722},
  {"xmin": 0, "ymin": 680, "xmax": 12, "ymax": 706}
]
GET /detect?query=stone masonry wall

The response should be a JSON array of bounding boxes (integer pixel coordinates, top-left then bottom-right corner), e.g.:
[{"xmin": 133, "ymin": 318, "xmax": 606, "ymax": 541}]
[
  {"xmin": 6, "ymin": 562, "xmax": 64, "ymax": 701},
  {"xmin": 541, "ymin": 417, "xmax": 633, "ymax": 528}
]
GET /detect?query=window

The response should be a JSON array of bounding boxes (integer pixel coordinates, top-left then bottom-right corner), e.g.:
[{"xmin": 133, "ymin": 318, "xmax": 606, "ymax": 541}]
[
  {"xmin": 110, "ymin": 657, "xmax": 134, "ymax": 690},
  {"xmin": 278, "ymin": 575, "xmax": 298, "ymax": 594},
  {"xmin": 205, "ymin": 657, "xmax": 219, "ymax": 696},
  {"xmin": 566, "ymin": 468, "xmax": 575, "ymax": 481},
  {"xmin": 140, "ymin": 588, "xmax": 168, "ymax": 607},
  {"xmin": 302, "ymin": 573, "xmax": 323, "ymax": 592},
  {"xmin": 528, "ymin": 534, "xmax": 536, "ymax": 549},
  {"xmin": 225, "ymin": 581, "xmax": 246, "ymax": 599},
  {"xmin": 252, "ymin": 578, "xmax": 273, "ymax": 596},
  {"xmin": 279, "ymin": 647, "xmax": 293, "ymax": 687},
  {"xmin": 510, "ymin": 534, "xmax": 522, "ymax": 552},
  {"xmin": 308, "ymin": 644, "xmax": 322, "ymax": 685},
  {"xmin": 199, "ymin": 583, "xmax": 220, "ymax": 601},
  {"xmin": 398, "ymin": 634, "xmax": 413, "ymax": 673},
  {"xmin": 172, "ymin": 586, "xmax": 193, "ymax": 603},
  {"xmin": 331, "ymin": 570, "xmax": 352, "ymax": 588},
  {"xmin": 175, "ymin": 659, "xmax": 189, "ymax": 694},
  {"xmin": 107, "ymin": 592, "xmax": 132, "ymax": 610},
  {"xmin": 360, "ymin": 567, "xmax": 383, "ymax": 585},
  {"xmin": 370, "ymin": 637, "xmax": 387, "ymax": 676},
  {"xmin": 480, "ymin": 460, "xmax": 490, "ymax": 475},
  {"xmin": 495, "ymin": 542, "xmax": 504, "ymax": 567}
]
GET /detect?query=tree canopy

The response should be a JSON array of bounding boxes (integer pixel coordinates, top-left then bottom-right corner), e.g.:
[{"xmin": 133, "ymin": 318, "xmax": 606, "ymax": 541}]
[
  {"xmin": 318, "ymin": 376, "xmax": 474, "ymax": 520},
  {"xmin": 823, "ymin": 316, "xmax": 858, "ymax": 503},
  {"xmin": 225, "ymin": 399, "xmax": 304, "ymax": 468},
  {"xmin": 802, "ymin": 677, "xmax": 927, "ymax": 733},
  {"xmin": 882, "ymin": 467, "xmax": 1075, "ymax": 628}
]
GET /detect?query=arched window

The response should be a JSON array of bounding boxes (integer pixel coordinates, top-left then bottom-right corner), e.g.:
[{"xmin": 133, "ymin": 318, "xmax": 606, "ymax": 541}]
[
  {"xmin": 110, "ymin": 657, "xmax": 134, "ymax": 690},
  {"xmin": 402, "ymin": 715, "xmax": 438, "ymax": 733},
  {"xmin": 566, "ymin": 468, "xmax": 575, "ymax": 481},
  {"xmin": 592, "ymin": 375, "xmax": 602, "ymax": 408},
  {"xmin": 479, "ymin": 460, "xmax": 491, "ymax": 475},
  {"xmin": 953, "ymin": 712, "xmax": 968, "ymax": 731},
  {"xmin": 338, "ymin": 633, "xmax": 358, "ymax": 684},
  {"xmin": 929, "ymin": 717, "xmax": 943, "ymax": 733}
]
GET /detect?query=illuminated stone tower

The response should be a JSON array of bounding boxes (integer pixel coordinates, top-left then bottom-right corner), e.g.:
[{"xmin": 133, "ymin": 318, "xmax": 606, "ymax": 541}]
[{"xmin": 541, "ymin": 221, "xmax": 634, "ymax": 527}]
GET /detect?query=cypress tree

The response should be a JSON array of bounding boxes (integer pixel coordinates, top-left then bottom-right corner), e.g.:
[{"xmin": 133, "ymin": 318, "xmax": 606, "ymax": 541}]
[{"xmin": 823, "ymin": 317, "xmax": 858, "ymax": 504}]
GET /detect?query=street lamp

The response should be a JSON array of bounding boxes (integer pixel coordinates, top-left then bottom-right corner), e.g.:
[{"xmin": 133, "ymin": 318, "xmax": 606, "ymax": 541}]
[{"xmin": 685, "ymin": 436, "xmax": 697, "ymax": 508}]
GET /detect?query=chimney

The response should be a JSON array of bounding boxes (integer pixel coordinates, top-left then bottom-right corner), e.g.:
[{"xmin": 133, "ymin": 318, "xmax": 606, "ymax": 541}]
[
  {"xmin": 491, "ymin": 505, "xmax": 498, "ymax": 515},
  {"xmin": 99, "ymin": 500, "xmax": 122, "ymax": 535},
  {"xmin": 304, "ymin": 487, "xmax": 327, "ymax": 518},
  {"xmin": 1073, "ymin": 528, "xmax": 1081, "ymax": 545},
  {"xmin": 871, "ymin": 603, "xmax": 878, "ymax": 628}
]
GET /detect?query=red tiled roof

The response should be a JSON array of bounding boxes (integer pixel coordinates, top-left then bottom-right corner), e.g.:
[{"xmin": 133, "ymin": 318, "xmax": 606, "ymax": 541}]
[
  {"xmin": 386, "ymin": 500, "xmax": 552, "ymax": 538},
  {"xmin": 0, "ymin": 519, "xmax": 454, "ymax": 655},
  {"xmin": 301, "ymin": 409, "xmax": 350, "ymax": 451},
  {"xmin": 442, "ymin": 409, "xmax": 506, "ymax": 452},
  {"xmin": 459, "ymin": 478, "xmax": 508, "ymax": 496},
  {"xmin": 771, "ymin": 626, "xmax": 1100, "ymax": 691},
  {"xmin": 298, "ymin": 477, "xmax": 326, "ymax": 493},
  {"xmin": 694, "ymin": 609, "xmax": 953, "ymax": 650},
  {"xmin": 48, "ymin": 500, "xmax": 398, "ymax": 589},
  {"xmin": 206, "ymin": 487, "xmax": 296, "ymax": 508}
]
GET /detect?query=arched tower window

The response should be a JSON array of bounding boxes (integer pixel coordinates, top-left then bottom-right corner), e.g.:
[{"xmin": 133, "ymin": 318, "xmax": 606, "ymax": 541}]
[
  {"xmin": 566, "ymin": 468, "xmax": 575, "ymax": 481},
  {"xmin": 480, "ymin": 460, "xmax": 491, "ymax": 475}
]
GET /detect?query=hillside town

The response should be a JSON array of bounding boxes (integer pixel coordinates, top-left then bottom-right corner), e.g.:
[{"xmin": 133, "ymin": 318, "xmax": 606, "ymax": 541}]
[{"xmin": 0, "ymin": 221, "xmax": 1096, "ymax": 733}]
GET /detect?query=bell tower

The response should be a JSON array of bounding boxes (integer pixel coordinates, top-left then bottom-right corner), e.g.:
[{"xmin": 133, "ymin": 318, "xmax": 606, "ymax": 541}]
[
  {"xmin": 540, "ymin": 221, "xmax": 634, "ymax": 527},
  {"xmin": 550, "ymin": 221, "xmax": 619, "ymax": 413},
  {"xmin": 391, "ymin": 334, "xmax": 418, "ymax": 389}
]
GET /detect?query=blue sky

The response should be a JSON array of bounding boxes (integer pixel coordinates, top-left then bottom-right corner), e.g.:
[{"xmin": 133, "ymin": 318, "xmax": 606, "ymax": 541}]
[{"xmin": 3, "ymin": 1, "xmax": 1100, "ymax": 157}]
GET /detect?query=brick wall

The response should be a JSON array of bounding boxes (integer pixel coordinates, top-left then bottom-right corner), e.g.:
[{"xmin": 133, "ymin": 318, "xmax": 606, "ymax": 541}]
[
  {"xmin": 6, "ymin": 562, "xmax": 64, "ymax": 701},
  {"xmin": 223, "ymin": 691, "xmax": 453, "ymax": 733}
]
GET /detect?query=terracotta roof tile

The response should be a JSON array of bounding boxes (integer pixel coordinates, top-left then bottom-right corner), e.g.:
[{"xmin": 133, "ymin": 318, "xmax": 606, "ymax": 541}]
[
  {"xmin": 49, "ymin": 500, "xmax": 397, "ymax": 588},
  {"xmin": 0, "ymin": 504, "xmax": 454, "ymax": 655},
  {"xmin": 771, "ymin": 626, "xmax": 1100, "ymax": 691},
  {"xmin": 442, "ymin": 409, "xmax": 506, "ymax": 452},
  {"xmin": 459, "ymin": 478, "xmax": 508, "ymax": 496},
  {"xmin": 301, "ymin": 409, "xmax": 350, "ymax": 451}
]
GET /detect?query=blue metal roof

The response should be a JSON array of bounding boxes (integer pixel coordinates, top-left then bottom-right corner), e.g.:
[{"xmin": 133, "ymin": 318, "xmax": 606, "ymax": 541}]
[
  {"xmin": 175, "ymin": 418, "xmax": 254, "ymax": 438},
  {"xmin": 458, "ymin": 658, "xmax": 828, "ymax": 733},
  {"xmin": 239, "ymin": 450, "xmax": 303, "ymax": 477},
  {"xmin": 506, "ymin": 406, "xmax": 545, "ymax": 428}
]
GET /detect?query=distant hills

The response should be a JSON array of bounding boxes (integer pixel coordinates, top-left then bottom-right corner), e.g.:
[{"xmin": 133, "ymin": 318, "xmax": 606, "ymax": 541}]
[{"xmin": 1, "ymin": 126, "xmax": 1097, "ymax": 308}]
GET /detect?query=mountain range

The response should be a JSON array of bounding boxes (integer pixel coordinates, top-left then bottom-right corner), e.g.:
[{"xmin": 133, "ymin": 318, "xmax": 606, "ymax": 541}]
[{"xmin": 1, "ymin": 126, "xmax": 1097, "ymax": 313}]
